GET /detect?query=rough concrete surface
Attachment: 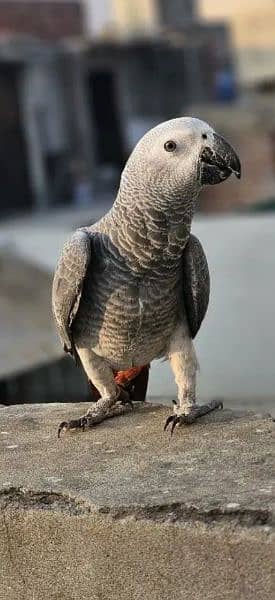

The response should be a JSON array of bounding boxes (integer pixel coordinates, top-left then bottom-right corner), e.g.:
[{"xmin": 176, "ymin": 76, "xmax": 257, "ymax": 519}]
[{"xmin": 0, "ymin": 402, "xmax": 274, "ymax": 600}]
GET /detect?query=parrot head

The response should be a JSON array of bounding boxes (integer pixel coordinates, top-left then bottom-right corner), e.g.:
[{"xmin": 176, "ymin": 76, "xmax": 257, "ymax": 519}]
[{"xmin": 121, "ymin": 117, "xmax": 241, "ymax": 204}]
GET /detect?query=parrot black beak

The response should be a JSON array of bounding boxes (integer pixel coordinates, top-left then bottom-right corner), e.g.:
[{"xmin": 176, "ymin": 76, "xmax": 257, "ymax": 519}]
[{"xmin": 200, "ymin": 133, "xmax": 241, "ymax": 185}]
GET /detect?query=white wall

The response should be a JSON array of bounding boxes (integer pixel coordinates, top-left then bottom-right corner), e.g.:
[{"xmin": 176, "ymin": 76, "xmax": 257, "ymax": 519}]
[
  {"xmin": 82, "ymin": 0, "xmax": 114, "ymax": 36},
  {"xmin": 82, "ymin": 0, "xmax": 158, "ymax": 37}
]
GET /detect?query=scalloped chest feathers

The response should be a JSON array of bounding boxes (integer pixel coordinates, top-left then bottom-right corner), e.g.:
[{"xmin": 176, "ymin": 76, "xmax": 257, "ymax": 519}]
[{"xmin": 73, "ymin": 241, "xmax": 183, "ymax": 368}]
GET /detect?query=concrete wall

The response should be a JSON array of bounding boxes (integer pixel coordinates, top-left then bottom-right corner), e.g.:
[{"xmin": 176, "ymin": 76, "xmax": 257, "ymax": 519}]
[
  {"xmin": 0, "ymin": 37, "xmax": 73, "ymax": 212},
  {"xmin": 1, "ymin": 403, "xmax": 274, "ymax": 600},
  {"xmin": 158, "ymin": 0, "xmax": 196, "ymax": 26},
  {"xmin": 21, "ymin": 59, "xmax": 71, "ymax": 208},
  {"xmin": 113, "ymin": 0, "xmax": 158, "ymax": 35},
  {"xmin": 83, "ymin": 0, "xmax": 158, "ymax": 37}
]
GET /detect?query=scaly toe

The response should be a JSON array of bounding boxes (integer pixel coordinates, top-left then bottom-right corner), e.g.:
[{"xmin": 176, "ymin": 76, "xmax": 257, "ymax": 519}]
[
  {"xmin": 57, "ymin": 399, "xmax": 135, "ymax": 438},
  {"xmin": 58, "ymin": 416, "xmax": 88, "ymax": 438},
  {"xmin": 164, "ymin": 399, "xmax": 224, "ymax": 436}
]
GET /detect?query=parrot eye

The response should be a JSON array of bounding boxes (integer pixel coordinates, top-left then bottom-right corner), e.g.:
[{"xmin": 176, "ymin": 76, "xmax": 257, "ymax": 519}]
[
  {"xmin": 202, "ymin": 133, "xmax": 208, "ymax": 140},
  {"xmin": 164, "ymin": 140, "xmax": 177, "ymax": 152}
]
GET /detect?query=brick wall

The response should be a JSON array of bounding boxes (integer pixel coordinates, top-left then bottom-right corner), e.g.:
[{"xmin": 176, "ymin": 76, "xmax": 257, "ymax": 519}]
[{"xmin": 0, "ymin": 1, "xmax": 83, "ymax": 40}]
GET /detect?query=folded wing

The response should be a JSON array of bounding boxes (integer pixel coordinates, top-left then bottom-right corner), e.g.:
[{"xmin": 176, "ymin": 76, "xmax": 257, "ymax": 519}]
[
  {"xmin": 52, "ymin": 229, "xmax": 91, "ymax": 361},
  {"xmin": 181, "ymin": 234, "xmax": 210, "ymax": 339}
]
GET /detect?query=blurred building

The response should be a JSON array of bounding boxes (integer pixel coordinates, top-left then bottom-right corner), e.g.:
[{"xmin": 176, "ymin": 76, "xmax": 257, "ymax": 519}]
[
  {"xmin": 65, "ymin": 0, "xmax": 234, "ymax": 196},
  {"xmin": 196, "ymin": 1, "xmax": 275, "ymax": 212},
  {"xmin": 0, "ymin": 0, "xmax": 234, "ymax": 215},
  {"xmin": 199, "ymin": 0, "xmax": 275, "ymax": 88},
  {"xmin": 82, "ymin": 0, "xmax": 199, "ymax": 37},
  {"xmin": 0, "ymin": 1, "xmax": 83, "ymax": 214},
  {"xmin": 188, "ymin": 102, "xmax": 275, "ymax": 212}
]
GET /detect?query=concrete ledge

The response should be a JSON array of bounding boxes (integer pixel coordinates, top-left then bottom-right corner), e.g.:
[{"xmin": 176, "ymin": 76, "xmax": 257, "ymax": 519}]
[{"xmin": 1, "ymin": 403, "xmax": 274, "ymax": 599}]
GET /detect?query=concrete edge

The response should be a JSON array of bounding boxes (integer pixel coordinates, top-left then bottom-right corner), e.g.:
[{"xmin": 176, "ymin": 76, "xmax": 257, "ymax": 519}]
[{"xmin": 1, "ymin": 487, "xmax": 273, "ymax": 530}]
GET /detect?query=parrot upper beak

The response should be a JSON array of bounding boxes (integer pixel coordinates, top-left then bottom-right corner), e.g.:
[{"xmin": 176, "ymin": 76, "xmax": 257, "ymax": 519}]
[{"xmin": 199, "ymin": 133, "xmax": 241, "ymax": 185}]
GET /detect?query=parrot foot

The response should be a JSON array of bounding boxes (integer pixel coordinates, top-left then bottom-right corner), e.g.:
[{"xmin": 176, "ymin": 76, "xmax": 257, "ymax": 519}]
[
  {"xmin": 58, "ymin": 386, "xmax": 133, "ymax": 438},
  {"xmin": 164, "ymin": 399, "xmax": 223, "ymax": 436}
]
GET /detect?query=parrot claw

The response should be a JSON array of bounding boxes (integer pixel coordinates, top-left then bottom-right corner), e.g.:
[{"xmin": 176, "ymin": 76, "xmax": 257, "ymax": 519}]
[
  {"xmin": 57, "ymin": 392, "xmax": 135, "ymax": 438},
  {"xmin": 163, "ymin": 414, "xmax": 176, "ymax": 432},
  {"xmin": 164, "ymin": 414, "xmax": 184, "ymax": 436},
  {"xmin": 117, "ymin": 386, "xmax": 134, "ymax": 409},
  {"xmin": 164, "ymin": 399, "xmax": 223, "ymax": 436},
  {"xmin": 58, "ymin": 416, "xmax": 88, "ymax": 438}
]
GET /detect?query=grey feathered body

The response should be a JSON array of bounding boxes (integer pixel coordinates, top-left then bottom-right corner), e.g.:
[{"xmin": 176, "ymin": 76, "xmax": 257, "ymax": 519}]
[{"xmin": 73, "ymin": 191, "xmax": 192, "ymax": 370}]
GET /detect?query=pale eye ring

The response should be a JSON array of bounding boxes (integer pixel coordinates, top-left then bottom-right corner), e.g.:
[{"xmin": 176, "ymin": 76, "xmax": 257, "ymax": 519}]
[{"xmin": 164, "ymin": 140, "xmax": 177, "ymax": 152}]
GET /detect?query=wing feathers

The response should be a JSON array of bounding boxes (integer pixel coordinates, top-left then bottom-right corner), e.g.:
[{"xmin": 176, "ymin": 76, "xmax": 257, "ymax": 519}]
[
  {"xmin": 182, "ymin": 234, "xmax": 210, "ymax": 338},
  {"xmin": 52, "ymin": 229, "xmax": 91, "ymax": 360}
]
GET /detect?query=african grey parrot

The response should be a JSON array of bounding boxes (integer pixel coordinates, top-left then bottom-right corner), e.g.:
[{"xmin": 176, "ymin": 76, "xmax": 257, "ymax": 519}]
[{"xmin": 53, "ymin": 118, "xmax": 241, "ymax": 436}]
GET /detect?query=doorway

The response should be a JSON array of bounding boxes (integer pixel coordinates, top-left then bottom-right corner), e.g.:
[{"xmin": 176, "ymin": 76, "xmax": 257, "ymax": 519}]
[
  {"xmin": 87, "ymin": 70, "xmax": 125, "ymax": 169},
  {"xmin": 0, "ymin": 64, "xmax": 32, "ymax": 215}
]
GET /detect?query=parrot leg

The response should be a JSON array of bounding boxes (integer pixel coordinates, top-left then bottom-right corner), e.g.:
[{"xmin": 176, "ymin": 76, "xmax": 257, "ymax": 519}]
[
  {"xmin": 58, "ymin": 349, "xmax": 132, "ymax": 437},
  {"xmin": 164, "ymin": 323, "xmax": 223, "ymax": 434}
]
